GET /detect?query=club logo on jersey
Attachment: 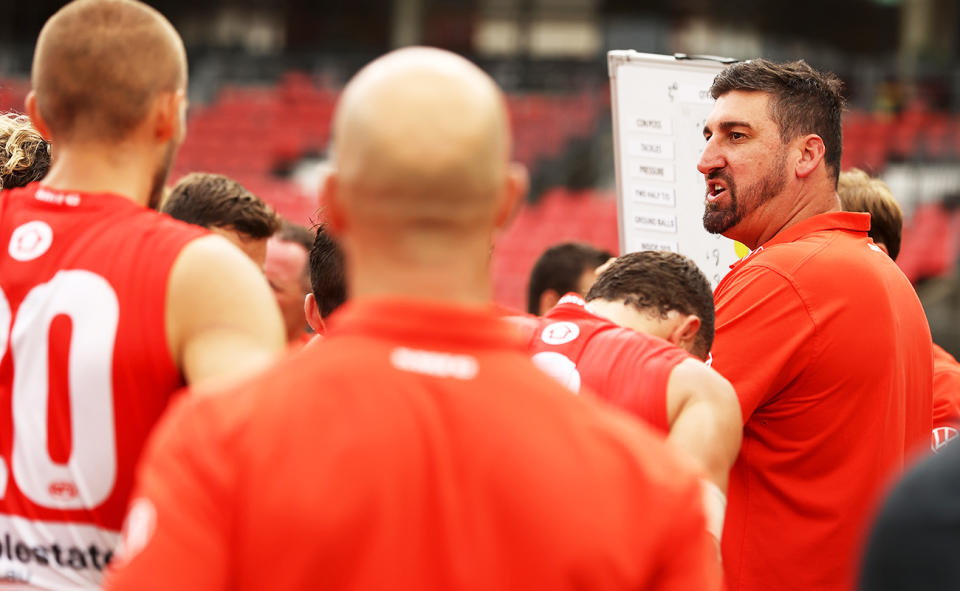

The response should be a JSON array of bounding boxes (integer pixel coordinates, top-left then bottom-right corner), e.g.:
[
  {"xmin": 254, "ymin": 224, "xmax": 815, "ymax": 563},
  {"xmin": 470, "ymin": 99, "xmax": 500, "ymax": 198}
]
[
  {"xmin": 932, "ymin": 426, "xmax": 959, "ymax": 453},
  {"xmin": 541, "ymin": 322, "xmax": 580, "ymax": 345},
  {"xmin": 8, "ymin": 221, "xmax": 53, "ymax": 262},
  {"xmin": 48, "ymin": 481, "xmax": 79, "ymax": 501}
]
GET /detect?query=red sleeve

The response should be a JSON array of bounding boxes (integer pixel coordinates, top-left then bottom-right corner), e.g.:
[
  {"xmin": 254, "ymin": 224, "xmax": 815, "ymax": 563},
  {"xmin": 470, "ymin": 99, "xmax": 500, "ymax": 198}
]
[
  {"xmin": 711, "ymin": 265, "xmax": 815, "ymax": 421},
  {"xmin": 104, "ymin": 393, "xmax": 236, "ymax": 591}
]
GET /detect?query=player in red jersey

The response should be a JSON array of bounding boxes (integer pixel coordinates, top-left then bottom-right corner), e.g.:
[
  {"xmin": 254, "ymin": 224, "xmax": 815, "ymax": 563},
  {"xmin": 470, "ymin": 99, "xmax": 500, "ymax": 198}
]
[
  {"xmin": 0, "ymin": 1, "xmax": 285, "ymax": 589},
  {"xmin": 699, "ymin": 60, "xmax": 932, "ymax": 591},
  {"xmin": 526, "ymin": 251, "xmax": 740, "ymax": 543},
  {"xmin": 839, "ymin": 168, "xmax": 960, "ymax": 454},
  {"xmin": 105, "ymin": 47, "xmax": 720, "ymax": 591}
]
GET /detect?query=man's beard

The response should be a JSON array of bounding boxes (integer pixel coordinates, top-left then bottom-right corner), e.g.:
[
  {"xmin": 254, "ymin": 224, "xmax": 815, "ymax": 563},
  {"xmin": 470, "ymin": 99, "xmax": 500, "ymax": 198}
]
[
  {"xmin": 703, "ymin": 149, "xmax": 788, "ymax": 235},
  {"xmin": 147, "ymin": 140, "xmax": 177, "ymax": 211}
]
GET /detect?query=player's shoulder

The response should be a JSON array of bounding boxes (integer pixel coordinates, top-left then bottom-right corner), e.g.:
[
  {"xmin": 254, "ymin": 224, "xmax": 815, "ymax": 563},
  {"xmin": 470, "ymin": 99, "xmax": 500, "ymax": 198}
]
[{"xmin": 587, "ymin": 319, "xmax": 683, "ymax": 362}]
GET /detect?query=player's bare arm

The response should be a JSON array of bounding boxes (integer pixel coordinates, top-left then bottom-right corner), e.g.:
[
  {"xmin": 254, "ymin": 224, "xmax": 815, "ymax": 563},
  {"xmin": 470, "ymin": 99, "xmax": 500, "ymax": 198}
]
[
  {"xmin": 165, "ymin": 234, "xmax": 286, "ymax": 385},
  {"xmin": 665, "ymin": 359, "xmax": 741, "ymax": 539}
]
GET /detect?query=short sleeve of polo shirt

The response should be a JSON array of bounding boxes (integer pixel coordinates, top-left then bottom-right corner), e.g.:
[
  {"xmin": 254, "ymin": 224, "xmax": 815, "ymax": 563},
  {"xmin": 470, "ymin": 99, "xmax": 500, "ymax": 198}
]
[
  {"xmin": 105, "ymin": 393, "xmax": 235, "ymax": 591},
  {"xmin": 711, "ymin": 264, "xmax": 816, "ymax": 420}
]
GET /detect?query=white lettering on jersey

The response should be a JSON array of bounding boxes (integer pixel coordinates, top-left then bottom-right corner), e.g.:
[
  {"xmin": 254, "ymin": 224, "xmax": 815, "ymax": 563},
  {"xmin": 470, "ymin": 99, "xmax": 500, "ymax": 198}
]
[
  {"xmin": 34, "ymin": 188, "xmax": 81, "ymax": 207},
  {"xmin": 8, "ymin": 221, "xmax": 53, "ymax": 262},
  {"xmin": 0, "ymin": 271, "xmax": 119, "ymax": 509},
  {"xmin": 390, "ymin": 347, "xmax": 478, "ymax": 380},
  {"xmin": 0, "ymin": 514, "xmax": 119, "ymax": 590},
  {"xmin": 932, "ymin": 426, "xmax": 959, "ymax": 453},
  {"xmin": 540, "ymin": 322, "xmax": 580, "ymax": 345},
  {"xmin": 531, "ymin": 351, "xmax": 581, "ymax": 394}
]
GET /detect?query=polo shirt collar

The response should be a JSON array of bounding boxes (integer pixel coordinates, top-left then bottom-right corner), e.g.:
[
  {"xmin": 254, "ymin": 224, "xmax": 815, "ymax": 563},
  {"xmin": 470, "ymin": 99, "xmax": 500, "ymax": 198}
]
[
  {"xmin": 760, "ymin": 211, "xmax": 870, "ymax": 249},
  {"xmin": 325, "ymin": 297, "xmax": 527, "ymax": 351}
]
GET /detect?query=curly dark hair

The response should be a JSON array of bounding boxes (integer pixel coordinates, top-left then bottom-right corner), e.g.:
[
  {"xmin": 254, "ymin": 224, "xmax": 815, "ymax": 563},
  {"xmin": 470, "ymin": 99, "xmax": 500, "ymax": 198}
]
[{"xmin": 587, "ymin": 251, "xmax": 715, "ymax": 358}]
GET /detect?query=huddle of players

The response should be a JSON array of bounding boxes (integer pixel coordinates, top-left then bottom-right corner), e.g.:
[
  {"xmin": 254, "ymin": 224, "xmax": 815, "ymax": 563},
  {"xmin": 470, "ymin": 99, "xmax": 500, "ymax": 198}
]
[{"xmin": 0, "ymin": 0, "xmax": 954, "ymax": 589}]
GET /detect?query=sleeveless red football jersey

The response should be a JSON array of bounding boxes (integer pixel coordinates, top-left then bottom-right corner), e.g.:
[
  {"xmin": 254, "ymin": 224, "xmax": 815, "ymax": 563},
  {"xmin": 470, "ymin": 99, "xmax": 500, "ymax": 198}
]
[
  {"xmin": 525, "ymin": 294, "xmax": 690, "ymax": 434},
  {"xmin": 0, "ymin": 183, "xmax": 206, "ymax": 589}
]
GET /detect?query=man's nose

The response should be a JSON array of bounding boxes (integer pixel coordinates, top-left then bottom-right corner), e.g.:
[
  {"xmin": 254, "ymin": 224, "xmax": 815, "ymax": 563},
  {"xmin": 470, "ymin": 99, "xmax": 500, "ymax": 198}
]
[{"xmin": 697, "ymin": 138, "xmax": 724, "ymax": 176}]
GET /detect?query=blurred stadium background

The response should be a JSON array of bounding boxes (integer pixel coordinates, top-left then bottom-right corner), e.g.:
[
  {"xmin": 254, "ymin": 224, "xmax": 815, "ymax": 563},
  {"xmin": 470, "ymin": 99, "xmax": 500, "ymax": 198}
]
[{"xmin": 6, "ymin": 0, "xmax": 960, "ymax": 348}]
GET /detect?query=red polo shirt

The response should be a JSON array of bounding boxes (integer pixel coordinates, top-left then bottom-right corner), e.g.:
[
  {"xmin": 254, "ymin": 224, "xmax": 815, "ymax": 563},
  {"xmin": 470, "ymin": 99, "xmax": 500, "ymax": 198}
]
[
  {"xmin": 106, "ymin": 298, "xmax": 718, "ymax": 591},
  {"xmin": 711, "ymin": 212, "xmax": 932, "ymax": 591}
]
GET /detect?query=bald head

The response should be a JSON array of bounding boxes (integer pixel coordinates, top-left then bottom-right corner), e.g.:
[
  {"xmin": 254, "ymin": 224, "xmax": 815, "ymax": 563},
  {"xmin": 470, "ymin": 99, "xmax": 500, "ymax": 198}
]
[
  {"xmin": 32, "ymin": 0, "xmax": 186, "ymax": 142},
  {"xmin": 331, "ymin": 47, "xmax": 512, "ymax": 232}
]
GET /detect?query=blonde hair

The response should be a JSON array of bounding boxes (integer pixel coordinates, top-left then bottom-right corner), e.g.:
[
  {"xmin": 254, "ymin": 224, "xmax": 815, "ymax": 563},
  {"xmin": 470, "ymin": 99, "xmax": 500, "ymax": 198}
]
[
  {"xmin": 0, "ymin": 112, "xmax": 50, "ymax": 190},
  {"xmin": 838, "ymin": 168, "xmax": 903, "ymax": 260}
]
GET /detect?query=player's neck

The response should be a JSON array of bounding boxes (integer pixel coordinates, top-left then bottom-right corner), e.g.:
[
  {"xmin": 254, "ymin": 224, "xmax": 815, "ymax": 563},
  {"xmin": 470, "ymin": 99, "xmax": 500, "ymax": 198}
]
[
  {"xmin": 347, "ymin": 249, "xmax": 493, "ymax": 307},
  {"xmin": 40, "ymin": 144, "xmax": 159, "ymax": 208}
]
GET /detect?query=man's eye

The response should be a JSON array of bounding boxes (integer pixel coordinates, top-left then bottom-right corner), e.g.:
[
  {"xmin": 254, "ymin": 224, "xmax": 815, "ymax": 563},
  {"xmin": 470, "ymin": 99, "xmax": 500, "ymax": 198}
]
[{"xmin": 731, "ymin": 132, "xmax": 745, "ymax": 140}]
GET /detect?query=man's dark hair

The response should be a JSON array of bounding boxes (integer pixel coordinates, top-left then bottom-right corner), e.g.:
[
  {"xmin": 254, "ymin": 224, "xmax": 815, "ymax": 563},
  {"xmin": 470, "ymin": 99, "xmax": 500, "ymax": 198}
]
[
  {"xmin": 162, "ymin": 172, "xmax": 280, "ymax": 238},
  {"xmin": 527, "ymin": 242, "xmax": 613, "ymax": 314},
  {"xmin": 277, "ymin": 221, "xmax": 315, "ymax": 252},
  {"xmin": 586, "ymin": 251, "xmax": 715, "ymax": 359},
  {"xmin": 309, "ymin": 224, "xmax": 347, "ymax": 318},
  {"xmin": 711, "ymin": 59, "xmax": 846, "ymax": 185}
]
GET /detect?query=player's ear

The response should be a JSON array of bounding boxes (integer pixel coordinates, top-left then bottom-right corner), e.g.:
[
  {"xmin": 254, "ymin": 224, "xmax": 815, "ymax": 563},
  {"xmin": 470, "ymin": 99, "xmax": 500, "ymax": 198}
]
[
  {"xmin": 304, "ymin": 293, "xmax": 325, "ymax": 335},
  {"xmin": 670, "ymin": 315, "xmax": 701, "ymax": 353},
  {"xmin": 795, "ymin": 134, "xmax": 825, "ymax": 179},
  {"xmin": 538, "ymin": 289, "xmax": 561, "ymax": 317},
  {"xmin": 495, "ymin": 162, "xmax": 528, "ymax": 230},
  {"xmin": 25, "ymin": 91, "xmax": 51, "ymax": 140},
  {"xmin": 151, "ymin": 90, "xmax": 183, "ymax": 143}
]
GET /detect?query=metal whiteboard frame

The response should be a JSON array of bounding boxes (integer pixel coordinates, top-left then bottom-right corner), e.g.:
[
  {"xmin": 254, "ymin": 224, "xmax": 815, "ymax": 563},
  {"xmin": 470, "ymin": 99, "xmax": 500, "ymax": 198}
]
[{"xmin": 607, "ymin": 50, "xmax": 735, "ymax": 257}]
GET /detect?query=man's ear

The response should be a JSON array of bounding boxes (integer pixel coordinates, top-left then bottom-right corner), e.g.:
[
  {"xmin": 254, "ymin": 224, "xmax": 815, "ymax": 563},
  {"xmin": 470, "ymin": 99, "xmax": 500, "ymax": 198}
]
[
  {"xmin": 152, "ymin": 90, "xmax": 185, "ymax": 143},
  {"xmin": 25, "ymin": 91, "xmax": 51, "ymax": 140},
  {"xmin": 495, "ymin": 162, "xmax": 528, "ymax": 230},
  {"xmin": 304, "ymin": 293, "xmax": 326, "ymax": 336},
  {"xmin": 795, "ymin": 134, "xmax": 826, "ymax": 179},
  {"xmin": 321, "ymin": 172, "xmax": 347, "ymax": 236},
  {"xmin": 538, "ymin": 289, "xmax": 561, "ymax": 317},
  {"xmin": 669, "ymin": 315, "xmax": 701, "ymax": 353}
]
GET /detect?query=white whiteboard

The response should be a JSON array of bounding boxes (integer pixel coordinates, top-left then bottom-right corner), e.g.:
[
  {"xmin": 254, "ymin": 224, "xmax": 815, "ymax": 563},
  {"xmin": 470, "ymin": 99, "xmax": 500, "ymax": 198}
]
[{"xmin": 608, "ymin": 51, "xmax": 745, "ymax": 287}]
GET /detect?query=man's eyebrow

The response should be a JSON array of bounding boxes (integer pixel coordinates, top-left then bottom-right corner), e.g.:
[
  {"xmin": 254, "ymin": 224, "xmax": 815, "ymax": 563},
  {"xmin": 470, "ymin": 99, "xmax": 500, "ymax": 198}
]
[{"xmin": 703, "ymin": 120, "xmax": 755, "ymax": 136}]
